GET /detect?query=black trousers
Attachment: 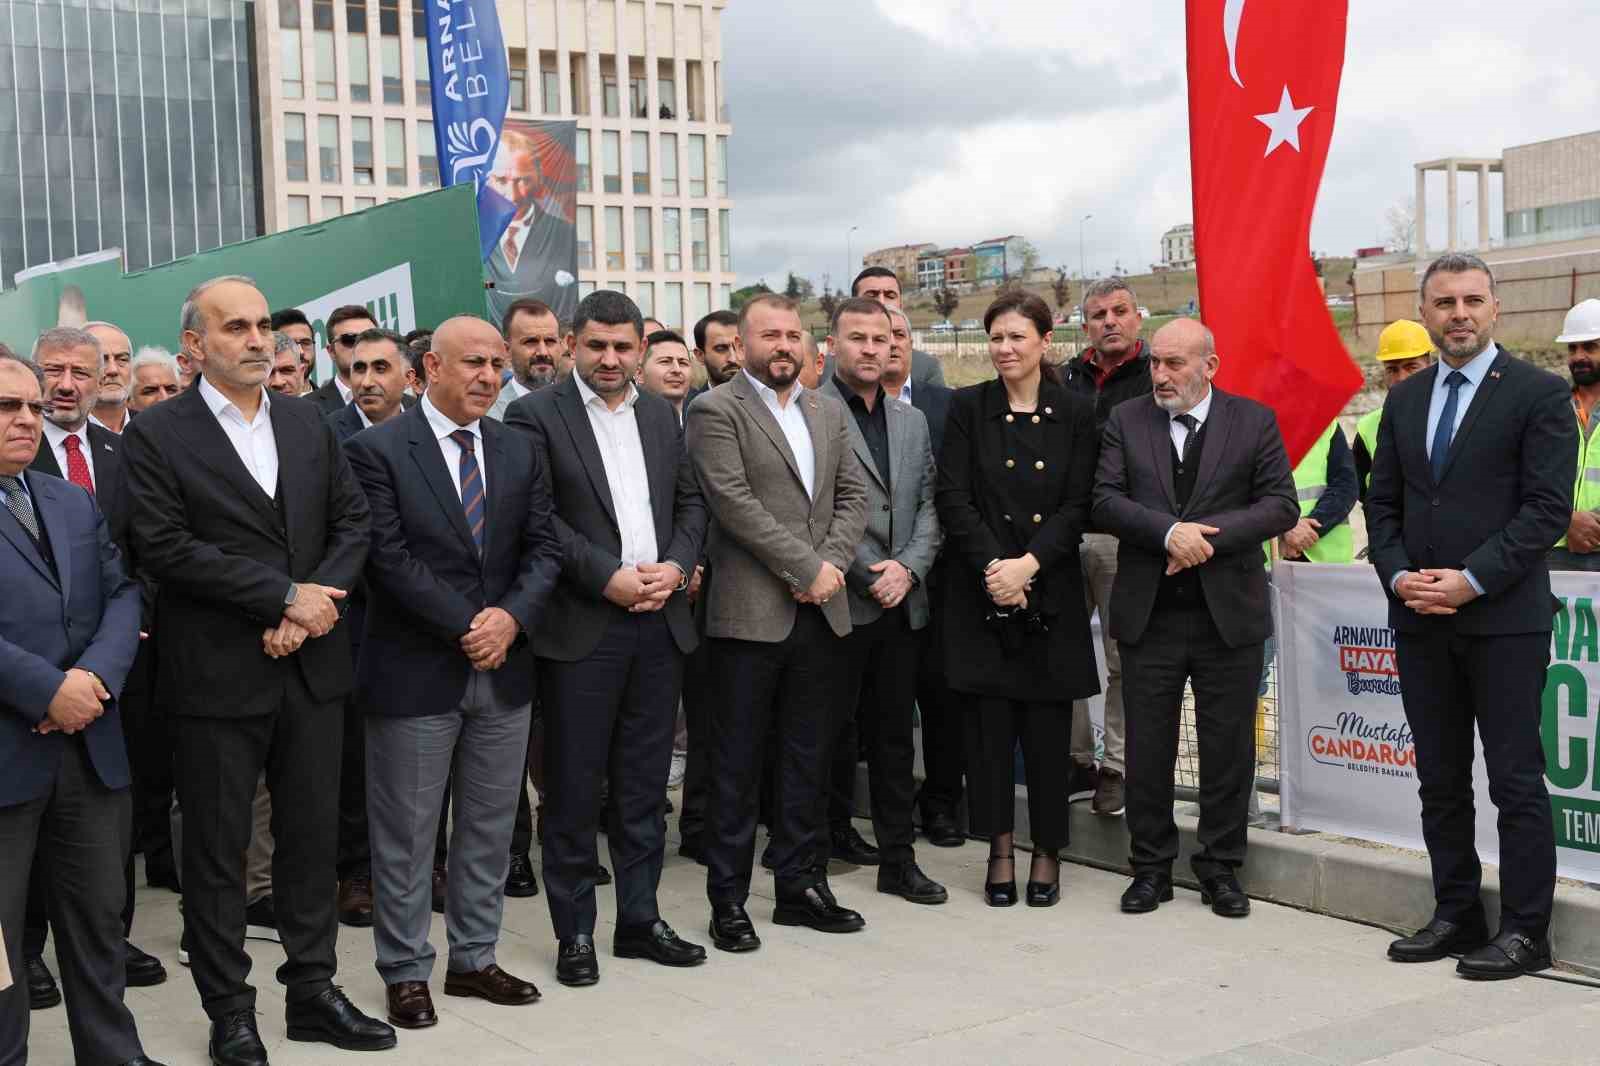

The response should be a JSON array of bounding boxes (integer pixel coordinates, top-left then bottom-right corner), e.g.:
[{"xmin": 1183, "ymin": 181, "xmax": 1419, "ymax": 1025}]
[
  {"xmin": 336, "ymin": 689, "xmax": 370, "ymax": 881},
  {"xmin": 539, "ymin": 611, "xmax": 681, "ymax": 939},
  {"xmin": 915, "ymin": 623, "xmax": 965, "ymax": 820},
  {"xmin": 705, "ymin": 606, "xmax": 837, "ymax": 904},
  {"xmin": 175, "ymin": 673, "xmax": 343, "ymax": 1019},
  {"xmin": 1395, "ymin": 629, "xmax": 1555, "ymax": 935},
  {"xmin": 124, "ymin": 638, "xmax": 175, "ymax": 872},
  {"xmin": 967, "ymin": 699, "xmax": 1071, "ymax": 854},
  {"xmin": 677, "ymin": 638, "xmax": 713, "ymax": 846},
  {"xmin": 825, "ymin": 608, "xmax": 920, "ymax": 865},
  {"xmin": 1121, "ymin": 604, "xmax": 1261, "ymax": 880},
  {"xmin": 0, "ymin": 740, "xmax": 144, "ymax": 1066}
]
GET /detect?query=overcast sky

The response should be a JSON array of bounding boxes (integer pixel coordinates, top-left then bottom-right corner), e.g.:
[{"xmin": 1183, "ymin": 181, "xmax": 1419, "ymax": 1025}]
[{"xmin": 722, "ymin": 0, "xmax": 1600, "ymax": 291}]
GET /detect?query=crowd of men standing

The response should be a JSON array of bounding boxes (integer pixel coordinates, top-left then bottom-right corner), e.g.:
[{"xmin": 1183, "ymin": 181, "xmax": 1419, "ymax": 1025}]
[{"xmin": 0, "ymin": 251, "xmax": 1593, "ymax": 1065}]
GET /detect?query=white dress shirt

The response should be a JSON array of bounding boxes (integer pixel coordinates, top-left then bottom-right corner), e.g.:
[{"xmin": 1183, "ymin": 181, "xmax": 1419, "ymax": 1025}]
[
  {"xmin": 574, "ymin": 375, "xmax": 658, "ymax": 566},
  {"xmin": 744, "ymin": 369, "xmax": 816, "ymax": 500},
  {"xmin": 41, "ymin": 420, "xmax": 97, "ymax": 490},
  {"xmin": 1162, "ymin": 386, "xmax": 1214, "ymax": 548},
  {"xmin": 200, "ymin": 376, "xmax": 278, "ymax": 498},
  {"xmin": 335, "ymin": 377, "xmax": 353, "ymax": 405},
  {"xmin": 894, "ymin": 380, "xmax": 913, "ymax": 404},
  {"xmin": 420, "ymin": 392, "xmax": 487, "ymax": 501}
]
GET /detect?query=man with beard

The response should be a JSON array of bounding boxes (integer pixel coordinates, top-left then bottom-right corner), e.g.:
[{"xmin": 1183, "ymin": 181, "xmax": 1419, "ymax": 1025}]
[
  {"xmin": 87, "ymin": 322, "xmax": 135, "ymax": 434},
  {"xmin": 1549, "ymin": 299, "xmax": 1600, "ymax": 573},
  {"xmin": 1368, "ymin": 254, "xmax": 1575, "ymax": 979},
  {"xmin": 309, "ymin": 305, "xmax": 379, "ymax": 416},
  {"xmin": 268, "ymin": 333, "xmax": 308, "ymax": 397},
  {"xmin": 690, "ymin": 310, "xmax": 741, "ymax": 399},
  {"xmin": 487, "ymin": 299, "xmax": 563, "ymax": 421}
]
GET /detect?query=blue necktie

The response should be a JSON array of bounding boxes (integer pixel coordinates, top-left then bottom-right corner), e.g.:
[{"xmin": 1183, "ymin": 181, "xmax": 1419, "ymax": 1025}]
[
  {"xmin": 451, "ymin": 429, "xmax": 484, "ymax": 554},
  {"xmin": 1430, "ymin": 371, "xmax": 1468, "ymax": 483}
]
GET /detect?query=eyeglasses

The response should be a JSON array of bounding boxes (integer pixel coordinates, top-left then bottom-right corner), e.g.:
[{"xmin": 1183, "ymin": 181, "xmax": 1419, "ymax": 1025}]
[
  {"xmin": 333, "ymin": 332, "xmax": 363, "ymax": 348},
  {"xmin": 1570, "ymin": 341, "xmax": 1600, "ymax": 355},
  {"xmin": 294, "ymin": 337, "xmax": 316, "ymax": 351},
  {"xmin": 0, "ymin": 397, "xmax": 46, "ymax": 416}
]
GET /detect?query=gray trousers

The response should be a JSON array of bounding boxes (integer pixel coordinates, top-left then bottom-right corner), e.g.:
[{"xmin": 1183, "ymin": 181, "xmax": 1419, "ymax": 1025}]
[
  {"xmin": 1073, "ymin": 532, "xmax": 1126, "ymax": 774},
  {"xmin": 367, "ymin": 672, "xmax": 531, "ymax": 984}
]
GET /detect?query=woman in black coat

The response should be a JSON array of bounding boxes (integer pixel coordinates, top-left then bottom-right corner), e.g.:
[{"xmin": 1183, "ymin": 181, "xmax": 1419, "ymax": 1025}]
[{"xmin": 934, "ymin": 291, "xmax": 1100, "ymax": 908}]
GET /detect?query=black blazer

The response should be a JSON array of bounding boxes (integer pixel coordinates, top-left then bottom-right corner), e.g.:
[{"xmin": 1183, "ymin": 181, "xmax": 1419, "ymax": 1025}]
[
  {"xmin": 344, "ymin": 403, "xmax": 561, "ymax": 715},
  {"xmin": 1092, "ymin": 387, "xmax": 1298, "ymax": 649},
  {"xmin": 909, "ymin": 381, "xmax": 953, "ymax": 463},
  {"xmin": 121, "ymin": 383, "xmax": 372, "ymax": 718},
  {"xmin": 504, "ymin": 376, "xmax": 708, "ymax": 661},
  {"xmin": 1367, "ymin": 347, "xmax": 1575, "ymax": 635},
  {"xmin": 327, "ymin": 400, "xmax": 368, "ymax": 444},
  {"xmin": 310, "ymin": 379, "xmax": 346, "ymax": 416},
  {"xmin": 934, "ymin": 377, "xmax": 1100, "ymax": 702},
  {"xmin": 31, "ymin": 422, "xmax": 128, "ymax": 555}
]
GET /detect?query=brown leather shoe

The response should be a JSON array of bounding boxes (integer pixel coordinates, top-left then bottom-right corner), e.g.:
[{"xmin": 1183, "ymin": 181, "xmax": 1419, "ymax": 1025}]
[
  {"xmin": 338, "ymin": 874, "xmax": 374, "ymax": 927},
  {"xmin": 444, "ymin": 963, "xmax": 541, "ymax": 1005},
  {"xmin": 385, "ymin": 981, "xmax": 438, "ymax": 1029}
]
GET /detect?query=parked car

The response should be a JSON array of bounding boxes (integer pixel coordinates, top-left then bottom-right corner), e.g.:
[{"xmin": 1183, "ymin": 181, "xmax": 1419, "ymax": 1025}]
[
  {"xmin": 930, "ymin": 320, "xmax": 956, "ymax": 334},
  {"xmin": 959, "ymin": 318, "xmax": 982, "ymax": 331}
]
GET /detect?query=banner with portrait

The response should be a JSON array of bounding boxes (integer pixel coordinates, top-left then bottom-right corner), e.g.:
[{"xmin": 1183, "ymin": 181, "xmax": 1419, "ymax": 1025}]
[{"xmin": 481, "ymin": 119, "xmax": 579, "ymax": 328}]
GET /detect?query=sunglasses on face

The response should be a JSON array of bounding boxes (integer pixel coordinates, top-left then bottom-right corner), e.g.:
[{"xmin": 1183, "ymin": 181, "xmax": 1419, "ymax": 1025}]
[
  {"xmin": 0, "ymin": 397, "xmax": 46, "ymax": 416},
  {"xmin": 1570, "ymin": 341, "xmax": 1600, "ymax": 356},
  {"xmin": 334, "ymin": 332, "xmax": 363, "ymax": 348}
]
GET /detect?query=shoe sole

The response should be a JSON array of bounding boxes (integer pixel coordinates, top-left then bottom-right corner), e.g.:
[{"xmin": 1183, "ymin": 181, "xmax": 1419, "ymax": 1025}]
[
  {"xmin": 1456, "ymin": 961, "xmax": 1551, "ymax": 981},
  {"xmin": 924, "ymin": 837, "xmax": 967, "ymax": 848},
  {"xmin": 503, "ymin": 886, "xmax": 540, "ymax": 898},
  {"xmin": 876, "ymin": 885, "xmax": 949, "ymax": 905},
  {"xmin": 125, "ymin": 969, "xmax": 168, "ymax": 988},
  {"xmin": 1200, "ymin": 890, "xmax": 1251, "ymax": 917},
  {"xmin": 1387, "ymin": 948, "xmax": 1453, "ymax": 963},
  {"xmin": 614, "ymin": 945, "xmax": 707, "ymax": 966},
  {"xmin": 387, "ymin": 1013, "xmax": 439, "ymax": 1029},
  {"xmin": 1121, "ymin": 886, "xmax": 1174, "ymax": 914},
  {"xmin": 28, "ymin": 993, "xmax": 62, "ymax": 1011},
  {"xmin": 443, "ymin": 983, "xmax": 543, "ymax": 1003},
  {"xmin": 771, "ymin": 908, "xmax": 866, "ymax": 933},
  {"xmin": 553, "ymin": 972, "xmax": 600, "ymax": 988},
  {"xmin": 285, "ymin": 1027, "xmax": 399, "ymax": 1051},
  {"xmin": 1026, "ymin": 894, "xmax": 1061, "ymax": 908},
  {"xmin": 1091, "ymin": 805, "xmax": 1126, "ymax": 817}
]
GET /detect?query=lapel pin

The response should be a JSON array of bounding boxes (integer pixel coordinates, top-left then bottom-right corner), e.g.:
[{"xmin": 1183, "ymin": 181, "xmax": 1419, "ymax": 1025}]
[{"xmin": 1490, "ymin": 370, "xmax": 1501, "ymax": 379}]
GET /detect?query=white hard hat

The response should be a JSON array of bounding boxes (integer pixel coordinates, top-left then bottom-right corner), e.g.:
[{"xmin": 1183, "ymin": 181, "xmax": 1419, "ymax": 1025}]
[{"xmin": 1557, "ymin": 298, "xmax": 1600, "ymax": 343}]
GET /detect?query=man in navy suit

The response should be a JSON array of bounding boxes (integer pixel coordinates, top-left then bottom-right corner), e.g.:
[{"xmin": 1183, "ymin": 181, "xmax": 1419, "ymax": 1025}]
[{"xmin": 0, "ymin": 350, "xmax": 162, "ymax": 1065}]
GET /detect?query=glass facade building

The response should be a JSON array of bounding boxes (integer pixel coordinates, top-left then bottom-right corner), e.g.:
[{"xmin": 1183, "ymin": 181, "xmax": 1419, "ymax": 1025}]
[{"xmin": 0, "ymin": 0, "xmax": 263, "ymax": 289}]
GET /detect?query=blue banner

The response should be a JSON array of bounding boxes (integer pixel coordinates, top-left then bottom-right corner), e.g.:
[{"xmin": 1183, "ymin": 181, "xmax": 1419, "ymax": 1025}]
[{"xmin": 424, "ymin": 0, "xmax": 515, "ymax": 262}]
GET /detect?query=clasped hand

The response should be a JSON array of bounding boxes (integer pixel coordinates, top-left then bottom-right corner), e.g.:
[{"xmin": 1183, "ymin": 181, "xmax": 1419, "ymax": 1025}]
[
  {"xmin": 795, "ymin": 561, "xmax": 845, "ymax": 604},
  {"xmin": 1278, "ymin": 517, "xmax": 1322, "ymax": 560},
  {"xmin": 460, "ymin": 607, "xmax": 519, "ymax": 671},
  {"xmin": 985, "ymin": 555, "xmax": 1038, "ymax": 608},
  {"xmin": 1166, "ymin": 522, "xmax": 1219, "ymax": 575},
  {"xmin": 868, "ymin": 560, "xmax": 914, "ymax": 608},
  {"xmin": 604, "ymin": 563, "xmax": 680, "ymax": 613},
  {"xmin": 38, "ymin": 668, "xmax": 108, "ymax": 735},
  {"xmin": 1396, "ymin": 569, "xmax": 1479, "ymax": 616},
  {"xmin": 283, "ymin": 582, "xmax": 347, "ymax": 636}
]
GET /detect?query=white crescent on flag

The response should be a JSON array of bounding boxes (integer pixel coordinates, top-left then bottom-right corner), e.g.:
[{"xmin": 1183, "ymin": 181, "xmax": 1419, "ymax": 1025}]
[{"xmin": 1224, "ymin": 0, "xmax": 1245, "ymax": 87}]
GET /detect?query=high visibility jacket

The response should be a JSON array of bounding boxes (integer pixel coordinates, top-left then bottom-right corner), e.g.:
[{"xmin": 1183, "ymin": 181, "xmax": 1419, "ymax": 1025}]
[
  {"xmin": 1268, "ymin": 421, "xmax": 1354, "ymax": 564},
  {"xmin": 1356, "ymin": 408, "xmax": 1380, "ymax": 493},
  {"xmin": 1556, "ymin": 402, "xmax": 1600, "ymax": 549}
]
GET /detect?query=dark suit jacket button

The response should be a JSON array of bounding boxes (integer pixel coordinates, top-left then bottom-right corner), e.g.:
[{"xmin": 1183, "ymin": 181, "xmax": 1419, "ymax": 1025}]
[
  {"xmin": 1432, "ymin": 498, "xmax": 1440, "ymax": 506},
  {"xmin": 881, "ymin": 504, "xmax": 890, "ymax": 512}
]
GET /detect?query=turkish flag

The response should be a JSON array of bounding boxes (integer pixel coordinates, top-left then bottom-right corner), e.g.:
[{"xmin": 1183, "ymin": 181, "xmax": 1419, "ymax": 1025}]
[{"xmin": 1186, "ymin": 0, "xmax": 1363, "ymax": 465}]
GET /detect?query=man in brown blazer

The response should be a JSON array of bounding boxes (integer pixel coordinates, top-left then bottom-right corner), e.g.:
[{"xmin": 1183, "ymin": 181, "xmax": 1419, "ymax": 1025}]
[{"xmin": 686, "ymin": 294, "xmax": 869, "ymax": 953}]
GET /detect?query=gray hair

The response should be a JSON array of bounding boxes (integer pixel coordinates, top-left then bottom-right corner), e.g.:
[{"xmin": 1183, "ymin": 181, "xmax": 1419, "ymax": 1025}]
[
  {"xmin": 31, "ymin": 326, "xmax": 104, "ymax": 366},
  {"xmin": 131, "ymin": 346, "xmax": 181, "ymax": 378},
  {"xmin": 1083, "ymin": 276, "xmax": 1138, "ymax": 307},
  {"xmin": 882, "ymin": 304, "xmax": 912, "ymax": 332},
  {"xmin": 1419, "ymin": 253, "xmax": 1495, "ymax": 298},
  {"xmin": 179, "ymin": 274, "xmax": 257, "ymax": 336},
  {"xmin": 272, "ymin": 330, "xmax": 299, "ymax": 357},
  {"xmin": 0, "ymin": 347, "xmax": 46, "ymax": 390}
]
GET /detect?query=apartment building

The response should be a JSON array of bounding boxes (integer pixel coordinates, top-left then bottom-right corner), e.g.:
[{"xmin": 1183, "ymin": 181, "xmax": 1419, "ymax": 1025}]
[{"xmin": 254, "ymin": 0, "xmax": 735, "ymax": 328}]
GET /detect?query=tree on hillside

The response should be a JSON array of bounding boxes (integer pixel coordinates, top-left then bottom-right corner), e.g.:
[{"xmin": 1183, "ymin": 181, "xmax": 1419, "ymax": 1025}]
[
  {"xmin": 783, "ymin": 271, "xmax": 815, "ymax": 301},
  {"xmin": 1017, "ymin": 239, "xmax": 1042, "ymax": 279},
  {"xmin": 1051, "ymin": 267, "xmax": 1073, "ymax": 310},
  {"xmin": 1384, "ymin": 198, "xmax": 1416, "ymax": 254},
  {"xmin": 932, "ymin": 287, "xmax": 960, "ymax": 320},
  {"xmin": 730, "ymin": 280, "xmax": 773, "ymax": 311},
  {"xmin": 818, "ymin": 284, "xmax": 840, "ymax": 323}
]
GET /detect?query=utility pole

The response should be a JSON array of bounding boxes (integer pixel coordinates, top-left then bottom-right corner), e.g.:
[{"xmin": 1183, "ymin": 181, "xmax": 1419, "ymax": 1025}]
[{"xmin": 846, "ymin": 225, "xmax": 859, "ymax": 288}]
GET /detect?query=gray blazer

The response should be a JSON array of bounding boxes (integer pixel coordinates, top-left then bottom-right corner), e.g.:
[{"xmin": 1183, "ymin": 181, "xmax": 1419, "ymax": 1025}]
[
  {"xmin": 841, "ymin": 395, "xmax": 941, "ymax": 629},
  {"xmin": 686, "ymin": 372, "xmax": 869, "ymax": 642}
]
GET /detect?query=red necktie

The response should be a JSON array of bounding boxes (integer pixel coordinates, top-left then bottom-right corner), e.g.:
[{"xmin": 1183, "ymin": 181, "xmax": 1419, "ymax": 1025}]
[
  {"xmin": 63, "ymin": 433, "xmax": 95, "ymax": 496},
  {"xmin": 503, "ymin": 224, "xmax": 520, "ymax": 270}
]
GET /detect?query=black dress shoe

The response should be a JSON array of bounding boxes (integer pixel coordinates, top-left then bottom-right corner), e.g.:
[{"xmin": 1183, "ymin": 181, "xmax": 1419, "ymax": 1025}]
[
  {"xmin": 209, "ymin": 1008, "xmax": 267, "ymax": 1066},
  {"xmin": 285, "ymin": 986, "xmax": 398, "ymax": 1051},
  {"xmin": 829, "ymin": 825, "xmax": 881, "ymax": 866},
  {"xmin": 1387, "ymin": 915, "xmax": 1490, "ymax": 963},
  {"xmin": 1199, "ymin": 873, "xmax": 1251, "ymax": 918},
  {"xmin": 1456, "ymin": 929, "xmax": 1553, "ymax": 980},
  {"xmin": 919, "ymin": 808, "xmax": 966, "ymax": 848},
  {"xmin": 505, "ymin": 853, "xmax": 540, "ymax": 897},
  {"xmin": 26, "ymin": 956, "xmax": 61, "ymax": 1010},
  {"xmin": 709, "ymin": 903, "xmax": 761, "ymax": 953},
  {"xmin": 774, "ymin": 880, "xmax": 866, "ymax": 933},
  {"xmin": 556, "ymin": 934, "xmax": 600, "ymax": 986},
  {"xmin": 1120, "ymin": 872, "xmax": 1174, "ymax": 914},
  {"xmin": 125, "ymin": 940, "xmax": 168, "ymax": 987},
  {"xmin": 614, "ymin": 919, "xmax": 708, "ymax": 966},
  {"xmin": 877, "ymin": 861, "xmax": 949, "ymax": 904},
  {"xmin": 386, "ymin": 980, "xmax": 439, "ymax": 1028},
  {"xmin": 594, "ymin": 862, "xmax": 613, "ymax": 886}
]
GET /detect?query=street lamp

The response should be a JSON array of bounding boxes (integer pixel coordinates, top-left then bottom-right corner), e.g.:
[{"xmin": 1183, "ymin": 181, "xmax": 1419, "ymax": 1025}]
[
  {"xmin": 1078, "ymin": 213, "xmax": 1093, "ymax": 288},
  {"xmin": 846, "ymin": 225, "xmax": 860, "ymax": 289}
]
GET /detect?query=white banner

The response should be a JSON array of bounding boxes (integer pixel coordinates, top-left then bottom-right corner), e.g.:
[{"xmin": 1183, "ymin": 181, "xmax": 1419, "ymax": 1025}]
[
  {"xmin": 296, "ymin": 263, "xmax": 416, "ymax": 385},
  {"xmin": 1275, "ymin": 562, "xmax": 1600, "ymax": 884}
]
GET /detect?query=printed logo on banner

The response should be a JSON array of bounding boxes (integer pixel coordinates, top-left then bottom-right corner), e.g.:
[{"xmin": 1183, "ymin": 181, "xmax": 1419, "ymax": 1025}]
[
  {"xmin": 295, "ymin": 264, "xmax": 418, "ymax": 384},
  {"xmin": 1545, "ymin": 597, "xmax": 1600, "ymax": 854},
  {"xmin": 1303, "ymin": 623, "xmax": 1415, "ymax": 780},
  {"xmin": 1331, "ymin": 624, "xmax": 1401, "ymax": 696}
]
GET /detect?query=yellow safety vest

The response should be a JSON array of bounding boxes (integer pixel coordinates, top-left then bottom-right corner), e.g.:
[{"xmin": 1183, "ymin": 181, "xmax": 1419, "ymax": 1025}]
[
  {"xmin": 1267, "ymin": 421, "xmax": 1354, "ymax": 564},
  {"xmin": 1556, "ymin": 403, "xmax": 1600, "ymax": 549},
  {"xmin": 1356, "ymin": 408, "xmax": 1381, "ymax": 493}
]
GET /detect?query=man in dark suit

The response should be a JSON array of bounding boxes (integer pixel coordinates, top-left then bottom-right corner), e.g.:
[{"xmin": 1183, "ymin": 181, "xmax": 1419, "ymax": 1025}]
[
  {"xmin": 1093, "ymin": 318, "xmax": 1298, "ymax": 919},
  {"xmin": 122, "ymin": 275, "xmax": 395, "ymax": 1065},
  {"xmin": 505, "ymin": 291, "xmax": 709, "ymax": 986},
  {"xmin": 307, "ymin": 304, "xmax": 378, "ymax": 416},
  {"xmin": 687, "ymin": 294, "xmax": 870, "ymax": 951},
  {"xmin": 1368, "ymin": 254, "xmax": 1577, "ymax": 980},
  {"xmin": 483, "ymin": 127, "xmax": 581, "ymax": 330},
  {"xmin": 24, "ymin": 327, "xmax": 167, "ymax": 1003},
  {"xmin": 0, "ymin": 351, "xmax": 163, "ymax": 1066},
  {"xmin": 346, "ymin": 315, "xmax": 561, "ymax": 1027}
]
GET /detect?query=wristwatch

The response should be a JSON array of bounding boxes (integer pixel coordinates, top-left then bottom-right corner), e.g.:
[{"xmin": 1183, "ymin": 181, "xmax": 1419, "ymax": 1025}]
[{"xmin": 283, "ymin": 584, "xmax": 299, "ymax": 607}]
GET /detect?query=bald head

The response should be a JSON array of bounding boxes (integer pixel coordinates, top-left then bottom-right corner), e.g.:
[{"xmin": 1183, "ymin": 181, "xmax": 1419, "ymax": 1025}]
[
  {"xmin": 1149, "ymin": 317, "xmax": 1218, "ymax": 414},
  {"xmin": 424, "ymin": 315, "xmax": 508, "ymax": 425}
]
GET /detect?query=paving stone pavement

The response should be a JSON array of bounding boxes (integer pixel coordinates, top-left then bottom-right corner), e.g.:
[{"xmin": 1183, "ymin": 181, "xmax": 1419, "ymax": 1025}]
[{"xmin": 25, "ymin": 817, "xmax": 1600, "ymax": 1065}]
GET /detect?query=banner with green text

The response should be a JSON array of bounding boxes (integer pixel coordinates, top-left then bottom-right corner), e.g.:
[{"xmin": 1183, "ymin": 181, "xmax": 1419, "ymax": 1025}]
[
  {"xmin": 0, "ymin": 185, "xmax": 483, "ymax": 383},
  {"xmin": 1275, "ymin": 561, "xmax": 1600, "ymax": 884}
]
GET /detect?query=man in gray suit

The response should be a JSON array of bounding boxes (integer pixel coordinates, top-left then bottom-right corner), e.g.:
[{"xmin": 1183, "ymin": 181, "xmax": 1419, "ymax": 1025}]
[
  {"xmin": 822, "ymin": 298, "xmax": 947, "ymax": 904},
  {"xmin": 687, "ymin": 294, "xmax": 870, "ymax": 952}
]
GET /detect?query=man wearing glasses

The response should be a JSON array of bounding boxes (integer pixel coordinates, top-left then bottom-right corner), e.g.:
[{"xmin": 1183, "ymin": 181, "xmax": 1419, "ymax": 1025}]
[
  {"xmin": 271, "ymin": 309, "xmax": 320, "ymax": 396},
  {"xmin": 306, "ymin": 305, "xmax": 379, "ymax": 416}
]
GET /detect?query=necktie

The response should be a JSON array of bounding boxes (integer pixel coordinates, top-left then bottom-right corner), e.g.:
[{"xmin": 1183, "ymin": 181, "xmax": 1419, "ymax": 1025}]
[
  {"xmin": 451, "ymin": 429, "xmax": 484, "ymax": 554},
  {"xmin": 1430, "ymin": 371, "xmax": 1468, "ymax": 483},
  {"xmin": 0, "ymin": 475, "xmax": 40, "ymax": 539},
  {"xmin": 1175, "ymin": 413, "xmax": 1200, "ymax": 463},
  {"xmin": 502, "ymin": 224, "xmax": 520, "ymax": 270},
  {"xmin": 62, "ymin": 433, "xmax": 94, "ymax": 496}
]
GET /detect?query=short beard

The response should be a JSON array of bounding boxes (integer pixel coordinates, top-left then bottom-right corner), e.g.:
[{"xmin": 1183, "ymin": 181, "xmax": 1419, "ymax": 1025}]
[
  {"xmin": 522, "ymin": 364, "xmax": 556, "ymax": 390},
  {"xmin": 1433, "ymin": 328, "xmax": 1488, "ymax": 363},
  {"xmin": 1153, "ymin": 380, "xmax": 1206, "ymax": 414},
  {"xmin": 709, "ymin": 362, "xmax": 740, "ymax": 385},
  {"xmin": 1573, "ymin": 364, "xmax": 1600, "ymax": 387},
  {"xmin": 97, "ymin": 385, "xmax": 128, "ymax": 406}
]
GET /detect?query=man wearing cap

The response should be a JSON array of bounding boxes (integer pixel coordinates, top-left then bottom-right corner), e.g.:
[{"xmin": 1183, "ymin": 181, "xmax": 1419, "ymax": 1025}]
[
  {"xmin": 1353, "ymin": 321, "xmax": 1435, "ymax": 509},
  {"xmin": 1550, "ymin": 299, "xmax": 1600, "ymax": 572}
]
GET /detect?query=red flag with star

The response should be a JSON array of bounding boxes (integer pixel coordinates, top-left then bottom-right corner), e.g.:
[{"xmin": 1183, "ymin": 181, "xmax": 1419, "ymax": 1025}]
[{"xmin": 1186, "ymin": 0, "xmax": 1362, "ymax": 465}]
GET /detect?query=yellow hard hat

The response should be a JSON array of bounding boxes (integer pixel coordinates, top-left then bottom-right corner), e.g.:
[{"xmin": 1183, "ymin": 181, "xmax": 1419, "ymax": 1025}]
[{"xmin": 1375, "ymin": 320, "xmax": 1432, "ymax": 363}]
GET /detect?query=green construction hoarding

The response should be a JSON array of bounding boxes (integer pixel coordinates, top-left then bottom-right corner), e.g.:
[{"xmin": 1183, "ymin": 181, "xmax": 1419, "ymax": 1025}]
[{"xmin": 0, "ymin": 185, "xmax": 483, "ymax": 383}]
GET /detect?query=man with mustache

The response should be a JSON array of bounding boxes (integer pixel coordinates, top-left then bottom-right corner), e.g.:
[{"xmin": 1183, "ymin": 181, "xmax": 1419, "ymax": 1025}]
[
  {"xmin": 87, "ymin": 322, "xmax": 135, "ymax": 434},
  {"xmin": 487, "ymin": 299, "xmax": 564, "ymax": 422},
  {"xmin": 268, "ymin": 333, "xmax": 307, "ymax": 398},
  {"xmin": 690, "ymin": 310, "xmax": 741, "ymax": 398},
  {"xmin": 1549, "ymin": 299, "xmax": 1600, "ymax": 573},
  {"xmin": 126, "ymin": 349, "xmax": 184, "ymax": 415}
]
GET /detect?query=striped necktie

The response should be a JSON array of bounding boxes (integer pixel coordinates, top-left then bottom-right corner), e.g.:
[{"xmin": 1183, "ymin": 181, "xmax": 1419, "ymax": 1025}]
[{"xmin": 451, "ymin": 429, "xmax": 484, "ymax": 554}]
